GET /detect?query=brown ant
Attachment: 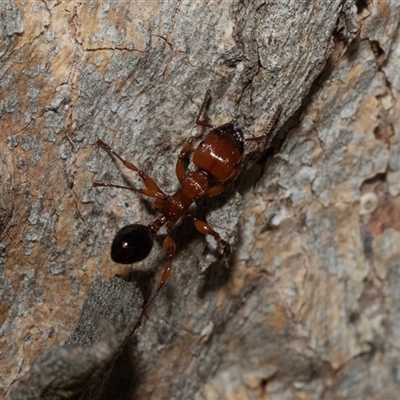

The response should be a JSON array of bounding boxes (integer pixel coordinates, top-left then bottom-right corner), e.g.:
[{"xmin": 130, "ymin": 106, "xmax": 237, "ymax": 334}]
[{"xmin": 93, "ymin": 90, "xmax": 282, "ymax": 319}]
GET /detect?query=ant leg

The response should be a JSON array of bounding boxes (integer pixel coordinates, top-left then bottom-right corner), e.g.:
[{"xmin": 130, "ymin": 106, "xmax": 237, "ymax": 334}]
[
  {"xmin": 195, "ymin": 89, "xmax": 215, "ymax": 129},
  {"xmin": 96, "ymin": 139, "xmax": 167, "ymax": 198},
  {"xmin": 153, "ymin": 197, "xmax": 167, "ymax": 213},
  {"xmin": 190, "ymin": 215, "xmax": 231, "ymax": 253},
  {"xmin": 177, "ymin": 89, "xmax": 218, "ymax": 183},
  {"xmin": 245, "ymin": 104, "xmax": 283, "ymax": 144},
  {"xmin": 176, "ymin": 139, "xmax": 194, "ymax": 183},
  {"xmin": 178, "ymin": 89, "xmax": 216, "ymax": 183},
  {"xmin": 139, "ymin": 233, "xmax": 176, "ymax": 321},
  {"xmin": 92, "ymin": 181, "xmax": 166, "ymax": 199}
]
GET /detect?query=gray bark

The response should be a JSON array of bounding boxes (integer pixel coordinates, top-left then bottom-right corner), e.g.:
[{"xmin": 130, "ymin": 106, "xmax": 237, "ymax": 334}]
[{"xmin": 8, "ymin": 278, "xmax": 142, "ymax": 399}]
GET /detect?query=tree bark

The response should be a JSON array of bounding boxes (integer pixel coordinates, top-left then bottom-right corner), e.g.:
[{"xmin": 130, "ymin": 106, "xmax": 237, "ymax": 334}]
[{"xmin": 2, "ymin": 0, "xmax": 400, "ymax": 399}]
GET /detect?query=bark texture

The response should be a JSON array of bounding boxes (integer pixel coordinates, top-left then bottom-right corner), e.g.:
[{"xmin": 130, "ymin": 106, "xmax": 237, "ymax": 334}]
[{"xmin": 2, "ymin": 0, "xmax": 400, "ymax": 399}]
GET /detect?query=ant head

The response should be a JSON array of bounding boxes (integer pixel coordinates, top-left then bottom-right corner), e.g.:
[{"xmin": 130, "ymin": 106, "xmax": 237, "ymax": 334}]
[{"xmin": 111, "ymin": 224, "xmax": 153, "ymax": 264}]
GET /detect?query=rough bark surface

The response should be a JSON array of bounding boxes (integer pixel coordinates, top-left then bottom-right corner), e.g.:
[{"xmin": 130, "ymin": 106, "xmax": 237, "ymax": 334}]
[
  {"xmin": 2, "ymin": 0, "xmax": 400, "ymax": 399},
  {"xmin": 8, "ymin": 278, "xmax": 142, "ymax": 400}
]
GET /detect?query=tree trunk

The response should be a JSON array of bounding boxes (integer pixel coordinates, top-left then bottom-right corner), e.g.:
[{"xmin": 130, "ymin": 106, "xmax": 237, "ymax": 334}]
[{"xmin": 2, "ymin": 0, "xmax": 400, "ymax": 399}]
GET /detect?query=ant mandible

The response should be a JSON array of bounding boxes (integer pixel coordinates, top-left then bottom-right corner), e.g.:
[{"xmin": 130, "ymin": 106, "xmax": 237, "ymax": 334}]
[{"xmin": 94, "ymin": 90, "xmax": 282, "ymax": 318}]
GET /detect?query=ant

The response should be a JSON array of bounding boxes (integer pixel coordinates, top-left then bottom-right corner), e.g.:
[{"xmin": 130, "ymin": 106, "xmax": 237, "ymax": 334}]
[{"xmin": 93, "ymin": 90, "xmax": 282, "ymax": 320}]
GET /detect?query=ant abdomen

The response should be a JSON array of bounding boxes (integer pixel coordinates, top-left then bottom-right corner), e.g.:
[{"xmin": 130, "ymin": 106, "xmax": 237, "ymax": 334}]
[{"xmin": 111, "ymin": 224, "xmax": 154, "ymax": 264}]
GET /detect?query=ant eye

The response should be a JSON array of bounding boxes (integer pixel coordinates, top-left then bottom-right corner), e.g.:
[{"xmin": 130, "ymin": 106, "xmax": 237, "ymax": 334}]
[{"xmin": 111, "ymin": 224, "xmax": 153, "ymax": 264}]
